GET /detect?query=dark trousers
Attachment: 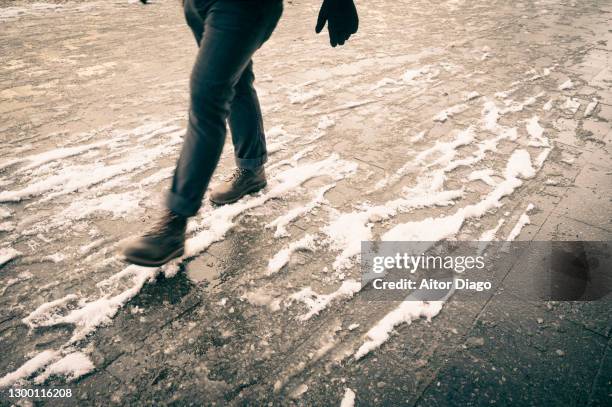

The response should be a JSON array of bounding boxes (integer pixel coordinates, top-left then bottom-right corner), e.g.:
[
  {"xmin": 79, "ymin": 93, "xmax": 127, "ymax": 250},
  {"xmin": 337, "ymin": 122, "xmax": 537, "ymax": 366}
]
[{"xmin": 166, "ymin": 0, "xmax": 283, "ymax": 217}]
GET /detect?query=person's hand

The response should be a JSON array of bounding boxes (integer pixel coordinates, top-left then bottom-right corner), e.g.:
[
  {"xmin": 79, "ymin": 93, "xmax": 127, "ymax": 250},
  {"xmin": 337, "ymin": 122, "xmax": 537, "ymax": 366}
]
[
  {"xmin": 139, "ymin": 0, "xmax": 148, "ymax": 4},
  {"xmin": 315, "ymin": 0, "xmax": 359, "ymax": 47}
]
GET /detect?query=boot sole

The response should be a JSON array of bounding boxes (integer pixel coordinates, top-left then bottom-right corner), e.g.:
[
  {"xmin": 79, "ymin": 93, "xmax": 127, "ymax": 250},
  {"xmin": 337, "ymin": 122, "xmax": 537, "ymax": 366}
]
[
  {"xmin": 122, "ymin": 247, "xmax": 184, "ymax": 268},
  {"xmin": 209, "ymin": 181, "xmax": 267, "ymax": 206}
]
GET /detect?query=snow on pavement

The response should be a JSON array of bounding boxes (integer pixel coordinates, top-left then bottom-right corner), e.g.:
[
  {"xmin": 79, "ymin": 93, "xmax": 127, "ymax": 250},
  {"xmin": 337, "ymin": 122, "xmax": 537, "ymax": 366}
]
[{"xmin": 0, "ymin": 0, "xmax": 580, "ymax": 396}]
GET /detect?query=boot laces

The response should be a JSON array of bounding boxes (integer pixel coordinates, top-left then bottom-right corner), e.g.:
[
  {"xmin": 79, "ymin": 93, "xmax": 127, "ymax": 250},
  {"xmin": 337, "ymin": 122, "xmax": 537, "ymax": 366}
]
[{"xmin": 226, "ymin": 167, "xmax": 250, "ymax": 182}]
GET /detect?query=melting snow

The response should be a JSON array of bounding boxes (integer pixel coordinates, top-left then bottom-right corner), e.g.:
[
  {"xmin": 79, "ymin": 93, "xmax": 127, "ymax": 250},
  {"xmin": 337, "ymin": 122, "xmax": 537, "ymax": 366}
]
[
  {"xmin": 340, "ymin": 388, "xmax": 356, "ymax": 407},
  {"xmin": 543, "ymin": 99, "xmax": 554, "ymax": 111},
  {"xmin": 479, "ymin": 218, "xmax": 506, "ymax": 241},
  {"xmin": 558, "ymin": 79, "xmax": 573, "ymax": 90},
  {"xmin": 506, "ymin": 204, "xmax": 535, "ymax": 241},
  {"xmin": 290, "ymin": 280, "xmax": 361, "ymax": 321},
  {"xmin": 433, "ymin": 103, "xmax": 468, "ymax": 122},
  {"xmin": 34, "ymin": 352, "xmax": 94, "ymax": 384},
  {"xmin": 383, "ymin": 149, "xmax": 536, "ymax": 242},
  {"xmin": 183, "ymin": 155, "xmax": 357, "ymax": 261},
  {"xmin": 267, "ymin": 234, "xmax": 317, "ymax": 275},
  {"xmin": 266, "ymin": 184, "xmax": 334, "ymax": 238},
  {"xmin": 584, "ymin": 99, "xmax": 598, "ymax": 117},
  {"xmin": 0, "ymin": 350, "xmax": 60, "ymax": 388},
  {"xmin": 289, "ymin": 89, "xmax": 323, "ymax": 104},
  {"xmin": 562, "ymin": 98, "xmax": 581, "ymax": 114},
  {"xmin": 354, "ymin": 301, "xmax": 444, "ymax": 360},
  {"xmin": 242, "ymin": 289, "xmax": 281, "ymax": 312},
  {"xmin": 0, "ymin": 247, "xmax": 21, "ymax": 268},
  {"xmin": 525, "ymin": 116, "xmax": 550, "ymax": 147},
  {"xmin": 467, "ymin": 169, "xmax": 497, "ymax": 186}
]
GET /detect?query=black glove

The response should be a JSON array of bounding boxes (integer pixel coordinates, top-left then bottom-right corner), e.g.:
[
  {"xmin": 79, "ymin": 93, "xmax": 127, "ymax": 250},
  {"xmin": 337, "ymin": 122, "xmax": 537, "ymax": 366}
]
[
  {"xmin": 140, "ymin": 0, "xmax": 147, "ymax": 4},
  {"xmin": 315, "ymin": 0, "xmax": 359, "ymax": 47}
]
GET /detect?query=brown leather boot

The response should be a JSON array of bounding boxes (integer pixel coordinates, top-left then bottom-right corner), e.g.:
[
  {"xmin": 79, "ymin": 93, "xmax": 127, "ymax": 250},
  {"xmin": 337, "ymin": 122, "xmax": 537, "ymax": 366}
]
[
  {"xmin": 121, "ymin": 210, "xmax": 187, "ymax": 267},
  {"xmin": 209, "ymin": 167, "xmax": 267, "ymax": 205}
]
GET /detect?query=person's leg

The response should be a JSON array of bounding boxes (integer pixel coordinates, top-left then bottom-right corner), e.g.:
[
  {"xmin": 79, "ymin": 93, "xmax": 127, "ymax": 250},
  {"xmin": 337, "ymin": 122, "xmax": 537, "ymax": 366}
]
[
  {"xmin": 228, "ymin": 60, "xmax": 268, "ymax": 170},
  {"xmin": 209, "ymin": 60, "xmax": 269, "ymax": 204},
  {"xmin": 183, "ymin": 0, "xmax": 204, "ymax": 46},
  {"xmin": 122, "ymin": 0, "xmax": 283, "ymax": 266},
  {"xmin": 167, "ymin": 0, "xmax": 283, "ymax": 217}
]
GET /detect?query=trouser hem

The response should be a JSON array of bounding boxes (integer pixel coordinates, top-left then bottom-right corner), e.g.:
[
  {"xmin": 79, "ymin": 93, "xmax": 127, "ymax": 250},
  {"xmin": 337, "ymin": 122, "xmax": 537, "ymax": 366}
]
[
  {"xmin": 166, "ymin": 191, "xmax": 201, "ymax": 218},
  {"xmin": 235, "ymin": 153, "xmax": 267, "ymax": 170}
]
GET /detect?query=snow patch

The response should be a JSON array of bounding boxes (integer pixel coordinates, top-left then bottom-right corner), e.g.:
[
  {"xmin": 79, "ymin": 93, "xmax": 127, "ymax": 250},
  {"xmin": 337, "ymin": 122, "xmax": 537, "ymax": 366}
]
[
  {"xmin": 562, "ymin": 98, "xmax": 581, "ymax": 114},
  {"xmin": 382, "ymin": 149, "xmax": 536, "ymax": 242},
  {"xmin": 242, "ymin": 289, "xmax": 281, "ymax": 312},
  {"xmin": 0, "ymin": 350, "xmax": 60, "ymax": 388},
  {"xmin": 467, "ymin": 169, "xmax": 497, "ymax": 186},
  {"xmin": 433, "ymin": 103, "xmax": 468, "ymax": 122},
  {"xmin": 479, "ymin": 218, "xmax": 506, "ymax": 241},
  {"xmin": 584, "ymin": 99, "xmax": 598, "ymax": 117},
  {"xmin": 354, "ymin": 301, "xmax": 444, "ymax": 360},
  {"xmin": 0, "ymin": 248, "xmax": 21, "ymax": 268},
  {"xmin": 525, "ymin": 116, "xmax": 550, "ymax": 147},
  {"xmin": 22, "ymin": 294, "xmax": 79, "ymax": 328},
  {"xmin": 290, "ymin": 280, "xmax": 361, "ymax": 321},
  {"xmin": 267, "ymin": 234, "xmax": 317, "ymax": 275},
  {"xmin": 558, "ymin": 79, "xmax": 573, "ymax": 90},
  {"xmin": 266, "ymin": 184, "xmax": 334, "ymax": 238},
  {"xmin": 506, "ymin": 204, "xmax": 535, "ymax": 241},
  {"xmin": 34, "ymin": 352, "xmax": 94, "ymax": 384},
  {"xmin": 543, "ymin": 99, "xmax": 554, "ymax": 111},
  {"xmin": 289, "ymin": 89, "xmax": 323, "ymax": 104},
  {"xmin": 26, "ymin": 265, "xmax": 158, "ymax": 343},
  {"xmin": 340, "ymin": 388, "xmax": 356, "ymax": 407}
]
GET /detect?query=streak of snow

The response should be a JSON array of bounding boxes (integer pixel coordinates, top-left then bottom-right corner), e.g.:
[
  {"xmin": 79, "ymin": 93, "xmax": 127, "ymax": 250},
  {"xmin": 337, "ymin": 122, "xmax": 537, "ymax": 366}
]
[
  {"xmin": 500, "ymin": 92, "xmax": 545, "ymax": 114},
  {"xmin": 25, "ymin": 265, "xmax": 158, "ymax": 343},
  {"xmin": 525, "ymin": 116, "xmax": 550, "ymax": 147},
  {"xmin": 0, "ymin": 350, "xmax": 60, "ymax": 388},
  {"xmin": 34, "ymin": 352, "xmax": 94, "ymax": 384},
  {"xmin": 340, "ymin": 388, "xmax": 356, "ymax": 407},
  {"xmin": 479, "ymin": 218, "xmax": 506, "ymax": 241},
  {"xmin": 22, "ymin": 294, "xmax": 79, "ymax": 328},
  {"xmin": 0, "ymin": 222, "xmax": 15, "ymax": 232},
  {"xmin": 506, "ymin": 204, "xmax": 535, "ymax": 241},
  {"xmin": 0, "ymin": 247, "xmax": 21, "ymax": 268},
  {"xmin": 382, "ymin": 149, "xmax": 536, "ymax": 242},
  {"xmin": 267, "ymin": 234, "xmax": 317, "ymax": 275},
  {"xmin": 433, "ymin": 103, "xmax": 468, "ymax": 122},
  {"xmin": 242, "ymin": 289, "xmax": 281, "ymax": 312},
  {"xmin": 465, "ymin": 91, "xmax": 480, "ymax": 101},
  {"xmin": 467, "ymin": 169, "xmax": 497, "ymax": 186},
  {"xmin": 0, "ymin": 136, "xmax": 180, "ymax": 203},
  {"xmin": 289, "ymin": 89, "xmax": 323, "ymax": 104},
  {"xmin": 266, "ymin": 184, "xmax": 334, "ymax": 237},
  {"xmin": 584, "ymin": 99, "xmax": 598, "ymax": 117},
  {"xmin": 327, "ymin": 174, "xmax": 464, "ymax": 270},
  {"xmin": 374, "ymin": 126, "xmax": 475, "ymax": 190},
  {"xmin": 543, "ymin": 99, "xmax": 554, "ymax": 111},
  {"xmin": 562, "ymin": 98, "xmax": 581, "ymax": 114},
  {"xmin": 290, "ymin": 280, "xmax": 361, "ymax": 321},
  {"xmin": 558, "ymin": 79, "xmax": 573, "ymax": 90},
  {"xmin": 354, "ymin": 301, "xmax": 444, "ymax": 360},
  {"xmin": 0, "ymin": 206, "xmax": 11, "ymax": 219}
]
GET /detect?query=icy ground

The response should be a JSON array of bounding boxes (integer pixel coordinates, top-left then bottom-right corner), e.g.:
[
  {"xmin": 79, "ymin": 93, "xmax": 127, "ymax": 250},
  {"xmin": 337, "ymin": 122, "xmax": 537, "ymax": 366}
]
[{"xmin": 0, "ymin": 0, "xmax": 611, "ymax": 405}]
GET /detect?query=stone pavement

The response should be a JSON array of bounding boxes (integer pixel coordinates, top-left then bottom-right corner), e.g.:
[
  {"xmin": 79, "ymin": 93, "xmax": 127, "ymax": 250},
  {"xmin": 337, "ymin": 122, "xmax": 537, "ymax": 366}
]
[{"xmin": 0, "ymin": 0, "xmax": 611, "ymax": 405}]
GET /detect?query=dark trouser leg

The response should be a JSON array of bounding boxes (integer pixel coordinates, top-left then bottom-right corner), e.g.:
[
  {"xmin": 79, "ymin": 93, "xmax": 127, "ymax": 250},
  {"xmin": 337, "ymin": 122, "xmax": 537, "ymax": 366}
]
[
  {"xmin": 229, "ymin": 61, "xmax": 268, "ymax": 170},
  {"xmin": 167, "ymin": 0, "xmax": 282, "ymax": 217}
]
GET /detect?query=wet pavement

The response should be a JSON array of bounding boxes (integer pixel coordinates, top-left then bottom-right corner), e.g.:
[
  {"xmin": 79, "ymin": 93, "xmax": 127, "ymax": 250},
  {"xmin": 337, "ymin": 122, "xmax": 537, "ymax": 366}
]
[{"xmin": 0, "ymin": 0, "xmax": 611, "ymax": 405}]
